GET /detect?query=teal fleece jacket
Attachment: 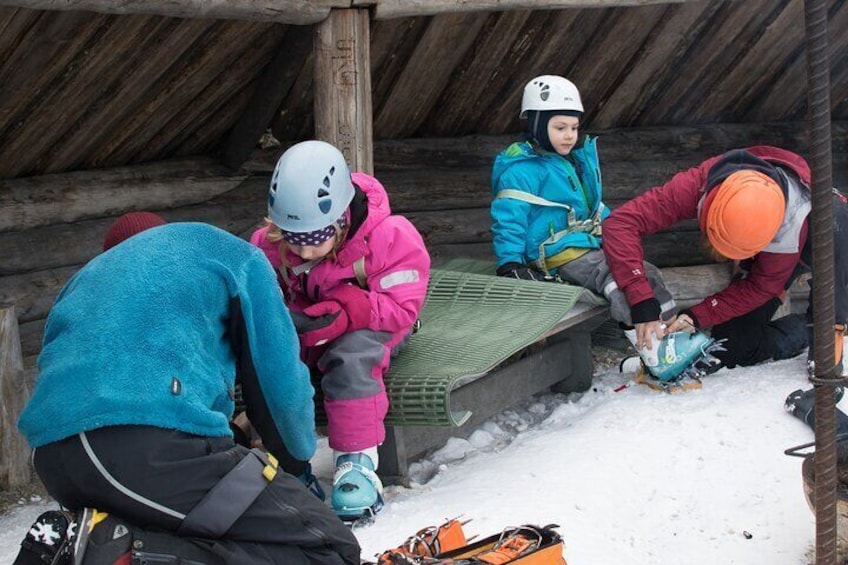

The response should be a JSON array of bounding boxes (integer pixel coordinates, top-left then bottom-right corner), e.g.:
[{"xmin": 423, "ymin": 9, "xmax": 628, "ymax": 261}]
[{"xmin": 18, "ymin": 223, "xmax": 316, "ymax": 461}]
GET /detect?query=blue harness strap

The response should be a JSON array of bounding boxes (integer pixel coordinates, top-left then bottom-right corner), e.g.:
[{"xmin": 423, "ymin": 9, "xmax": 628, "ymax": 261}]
[{"xmin": 178, "ymin": 448, "xmax": 278, "ymax": 538}]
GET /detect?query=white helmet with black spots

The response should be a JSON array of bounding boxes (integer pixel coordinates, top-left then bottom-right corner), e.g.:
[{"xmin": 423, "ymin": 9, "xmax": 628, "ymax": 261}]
[
  {"xmin": 268, "ymin": 140, "xmax": 355, "ymax": 233},
  {"xmin": 519, "ymin": 75, "xmax": 584, "ymax": 118}
]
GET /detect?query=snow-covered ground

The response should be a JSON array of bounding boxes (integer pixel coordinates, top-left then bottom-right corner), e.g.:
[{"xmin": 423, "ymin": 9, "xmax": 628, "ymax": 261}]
[{"xmin": 3, "ymin": 346, "xmax": 845, "ymax": 564}]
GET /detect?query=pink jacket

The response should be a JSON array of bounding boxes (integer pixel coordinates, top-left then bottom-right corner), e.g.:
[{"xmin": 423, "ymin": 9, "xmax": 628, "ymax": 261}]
[{"xmin": 251, "ymin": 172, "xmax": 430, "ymax": 339}]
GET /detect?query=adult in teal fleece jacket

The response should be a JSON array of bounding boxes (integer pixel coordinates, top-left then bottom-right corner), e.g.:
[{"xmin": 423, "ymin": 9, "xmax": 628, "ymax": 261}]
[{"xmin": 16, "ymin": 221, "xmax": 359, "ymax": 565}]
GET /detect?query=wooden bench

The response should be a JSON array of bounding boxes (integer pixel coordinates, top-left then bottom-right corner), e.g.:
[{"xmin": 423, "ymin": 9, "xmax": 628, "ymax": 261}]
[{"xmin": 377, "ymin": 301, "xmax": 608, "ymax": 485}]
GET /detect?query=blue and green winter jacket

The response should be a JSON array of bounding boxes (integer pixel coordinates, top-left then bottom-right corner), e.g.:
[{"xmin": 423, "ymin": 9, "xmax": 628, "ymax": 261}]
[
  {"xmin": 18, "ymin": 223, "xmax": 317, "ymax": 463},
  {"xmin": 490, "ymin": 137, "xmax": 608, "ymax": 272}
]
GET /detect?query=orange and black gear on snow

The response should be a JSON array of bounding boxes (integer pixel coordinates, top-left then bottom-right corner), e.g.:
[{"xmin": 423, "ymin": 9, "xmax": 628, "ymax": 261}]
[
  {"xmin": 372, "ymin": 523, "xmax": 566, "ymax": 565},
  {"xmin": 377, "ymin": 518, "xmax": 470, "ymax": 563}
]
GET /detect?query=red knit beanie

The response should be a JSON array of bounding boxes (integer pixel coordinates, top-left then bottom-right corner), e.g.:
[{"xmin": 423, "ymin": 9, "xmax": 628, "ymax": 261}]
[{"xmin": 103, "ymin": 211, "xmax": 167, "ymax": 251}]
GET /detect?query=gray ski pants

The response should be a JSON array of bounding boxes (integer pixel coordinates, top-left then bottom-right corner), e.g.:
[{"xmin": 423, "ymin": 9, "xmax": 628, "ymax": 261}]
[{"xmin": 556, "ymin": 249, "xmax": 677, "ymax": 326}]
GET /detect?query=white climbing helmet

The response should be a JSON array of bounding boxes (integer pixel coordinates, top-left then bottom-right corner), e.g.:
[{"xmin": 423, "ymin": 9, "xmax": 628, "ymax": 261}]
[
  {"xmin": 267, "ymin": 140, "xmax": 355, "ymax": 233},
  {"xmin": 519, "ymin": 75, "xmax": 584, "ymax": 118}
]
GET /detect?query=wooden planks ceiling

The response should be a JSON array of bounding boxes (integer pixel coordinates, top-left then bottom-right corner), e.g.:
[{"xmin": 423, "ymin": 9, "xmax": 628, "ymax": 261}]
[{"xmin": 0, "ymin": 0, "xmax": 846, "ymax": 179}]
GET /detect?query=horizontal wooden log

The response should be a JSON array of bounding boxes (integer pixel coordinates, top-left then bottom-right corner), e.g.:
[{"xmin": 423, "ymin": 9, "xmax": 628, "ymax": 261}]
[
  {"xmin": 429, "ymin": 242, "xmax": 496, "ymax": 264},
  {"xmin": 0, "ymin": 157, "xmax": 247, "ymax": 233},
  {"xmin": 368, "ymin": 0, "xmax": 694, "ymax": 20},
  {"xmin": 0, "ymin": 176, "xmax": 268, "ymax": 275},
  {"xmin": 244, "ymin": 161, "xmax": 727, "ymax": 213},
  {"xmin": 407, "ymin": 207, "xmax": 705, "ymax": 265},
  {"xmin": 0, "ymin": 266, "xmax": 78, "ymax": 323},
  {"xmin": 0, "ymin": 0, "xmax": 348, "ymax": 24},
  {"xmin": 247, "ymin": 122, "xmax": 848, "ymax": 174},
  {"xmin": 381, "ymin": 168, "xmax": 491, "ymax": 212},
  {"xmin": 382, "ymin": 159, "xmax": 748, "ymax": 213},
  {"xmin": 0, "ymin": 171, "xmax": 709, "ymax": 276},
  {"xmin": 368, "ymin": 125, "xmax": 848, "ymax": 172},
  {"xmin": 661, "ymin": 263, "xmax": 733, "ymax": 305}
]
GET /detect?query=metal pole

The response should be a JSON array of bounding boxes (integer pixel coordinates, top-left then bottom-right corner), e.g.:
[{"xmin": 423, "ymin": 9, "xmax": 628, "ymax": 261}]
[{"xmin": 804, "ymin": 1, "xmax": 840, "ymax": 563}]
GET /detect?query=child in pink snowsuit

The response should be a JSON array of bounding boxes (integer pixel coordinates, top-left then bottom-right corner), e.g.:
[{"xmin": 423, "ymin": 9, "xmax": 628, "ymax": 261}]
[{"xmin": 250, "ymin": 140, "xmax": 430, "ymax": 521}]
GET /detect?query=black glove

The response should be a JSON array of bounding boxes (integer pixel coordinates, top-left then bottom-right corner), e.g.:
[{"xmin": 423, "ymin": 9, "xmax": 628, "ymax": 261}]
[{"xmin": 496, "ymin": 262, "xmax": 555, "ymax": 282}]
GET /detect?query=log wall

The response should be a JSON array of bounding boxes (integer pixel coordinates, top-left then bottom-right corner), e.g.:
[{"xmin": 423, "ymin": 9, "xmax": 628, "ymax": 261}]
[{"xmin": 2, "ymin": 122, "xmax": 845, "ymax": 361}]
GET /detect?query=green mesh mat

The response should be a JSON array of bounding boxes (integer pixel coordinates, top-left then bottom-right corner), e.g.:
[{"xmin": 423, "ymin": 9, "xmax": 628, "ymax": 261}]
[{"xmin": 379, "ymin": 266, "xmax": 606, "ymax": 427}]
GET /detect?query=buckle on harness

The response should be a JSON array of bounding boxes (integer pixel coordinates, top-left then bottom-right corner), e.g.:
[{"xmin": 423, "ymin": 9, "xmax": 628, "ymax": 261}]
[{"xmin": 262, "ymin": 452, "xmax": 278, "ymax": 482}]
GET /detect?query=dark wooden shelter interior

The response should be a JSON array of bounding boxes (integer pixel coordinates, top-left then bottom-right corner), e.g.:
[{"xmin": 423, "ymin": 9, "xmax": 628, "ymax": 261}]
[{"xmin": 1, "ymin": 0, "xmax": 847, "ymax": 362}]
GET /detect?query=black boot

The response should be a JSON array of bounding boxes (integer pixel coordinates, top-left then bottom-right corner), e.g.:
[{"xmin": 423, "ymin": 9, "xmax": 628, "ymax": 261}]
[
  {"xmin": 13, "ymin": 510, "xmax": 76, "ymax": 565},
  {"xmin": 785, "ymin": 386, "xmax": 848, "ymax": 435}
]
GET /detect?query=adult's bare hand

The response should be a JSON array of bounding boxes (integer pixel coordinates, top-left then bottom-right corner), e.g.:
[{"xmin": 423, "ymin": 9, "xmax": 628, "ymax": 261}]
[{"xmin": 666, "ymin": 313, "xmax": 696, "ymax": 334}]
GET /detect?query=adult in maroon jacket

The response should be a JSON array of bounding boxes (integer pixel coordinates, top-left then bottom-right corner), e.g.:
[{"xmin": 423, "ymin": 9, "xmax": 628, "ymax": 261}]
[{"xmin": 603, "ymin": 146, "xmax": 848, "ymax": 372}]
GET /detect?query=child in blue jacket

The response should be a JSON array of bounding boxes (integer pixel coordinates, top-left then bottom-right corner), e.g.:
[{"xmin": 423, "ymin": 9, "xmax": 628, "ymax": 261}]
[
  {"xmin": 491, "ymin": 75, "xmax": 705, "ymax": 382},
  {"xmin": 492, "ymin": 75, "xmax": 675, "ymax": 323}
]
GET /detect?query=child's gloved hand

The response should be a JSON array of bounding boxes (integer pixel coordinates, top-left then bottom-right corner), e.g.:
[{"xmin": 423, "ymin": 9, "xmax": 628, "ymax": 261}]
[
  {"xmin": 324, "ymin": 284, "xmax": 372, "ymax": 331},
  {"xmin": 299, "ymin": 301, "xmax": 349, "ymax": 347},
  {"xmin": 496, "ymin": 262, "xmax": 556, "ymax": 282}
]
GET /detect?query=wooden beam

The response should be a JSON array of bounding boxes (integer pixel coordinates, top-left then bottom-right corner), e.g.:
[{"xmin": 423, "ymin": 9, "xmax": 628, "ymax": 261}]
[
  {"xmin": 0, "ymin": 176, "xmax": 270, "ymax": 276},
  {"xmin": 242, "ymin": 122, "xmax": 848, "ymax": 173},
  {"xmin": 0, "ymin": 1, "xmax": 350, "ymax": 25},
  {"xmin": 0, "ymin": 266, "xmax": 78, "ymax": 324},
  {"xmin": 313, "ymin": 8, "xmax": 374, "ymax": 173},
  {"xmin": 0, "ymin": 157, "xmax": 246, "ymax": 233},
  {"xmin": 0, "ymin": 304, "xmax": 31, "ymax": 489},
  {"xmin": 220, "ymin": 24, "xmax": 313, "ymax": 170},
  {"xmin": 370, "ymin": 0, "xmax": 694, "ymax": 20}
]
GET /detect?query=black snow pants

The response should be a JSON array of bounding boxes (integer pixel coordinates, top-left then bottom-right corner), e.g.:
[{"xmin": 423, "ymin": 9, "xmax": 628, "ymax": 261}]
[{"xmin": 33, "ymin": 425, "xmax": 360, "ymax": 565}]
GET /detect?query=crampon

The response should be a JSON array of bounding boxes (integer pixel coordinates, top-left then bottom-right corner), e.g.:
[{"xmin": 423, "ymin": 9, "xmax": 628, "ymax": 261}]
[
  {"xmin": 375, "ymin": 517, "xmax": 472, "ymax": 563},
  {"xmin": 621, "ymin": 334, "xmax": 727, "ymax": 393},
  {"xmin": 370, "ymin": 523, "xmax": 566, "ymax": 565}
]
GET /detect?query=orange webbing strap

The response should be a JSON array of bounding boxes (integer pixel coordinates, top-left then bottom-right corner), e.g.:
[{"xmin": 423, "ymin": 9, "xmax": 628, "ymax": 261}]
[
  {"xmin": 473, "ymin": 535, "xmax": 536, "ymax": 565},
  {"xmin": 376, "ymin": 519, "xmax": 469, "ymax": 564},
  {"xmin": 836, "ymin": 324, "xmax": 845, "ymax": 368},
  {"xmin": 376, "ymin": 551, "xmax": 430, "ymax": 565},
  {"xmin": 433, "ymin": 520, "xmax": 469, "ymax": 554},
  {"xmin": 390, "ymin": 519, "xmax": 469, "ymax": 558}
]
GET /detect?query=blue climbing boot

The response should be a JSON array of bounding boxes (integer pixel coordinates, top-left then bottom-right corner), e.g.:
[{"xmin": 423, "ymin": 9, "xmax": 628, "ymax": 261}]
[
  {"xmin": 331, "ymin": 453, "xmax": 384, "ymax": 523},
  {"xmin": 624, "ymin": 329, "xmax": 725, "ymax": 384}
]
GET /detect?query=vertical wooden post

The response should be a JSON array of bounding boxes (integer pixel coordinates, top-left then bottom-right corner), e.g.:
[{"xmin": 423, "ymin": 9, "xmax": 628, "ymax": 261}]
[
  {"xmin": 313, "ymin": 8, "xmax": 374, "ymax": 174},
  {"xmin": 0, "ymin": 304, "xmax": 32, "ymax": 488}
]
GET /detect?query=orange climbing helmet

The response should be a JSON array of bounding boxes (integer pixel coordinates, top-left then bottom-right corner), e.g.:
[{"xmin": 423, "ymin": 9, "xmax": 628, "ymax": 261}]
[{"xmin": 700, "ymin": 170, "xmax": 786, "ymax": 260}]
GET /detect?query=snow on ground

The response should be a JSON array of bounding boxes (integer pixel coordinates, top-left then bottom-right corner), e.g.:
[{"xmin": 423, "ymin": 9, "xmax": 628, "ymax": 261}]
[{"xmin": 3, "ymin": 347, "xmax": 845, "ymax": 564}]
